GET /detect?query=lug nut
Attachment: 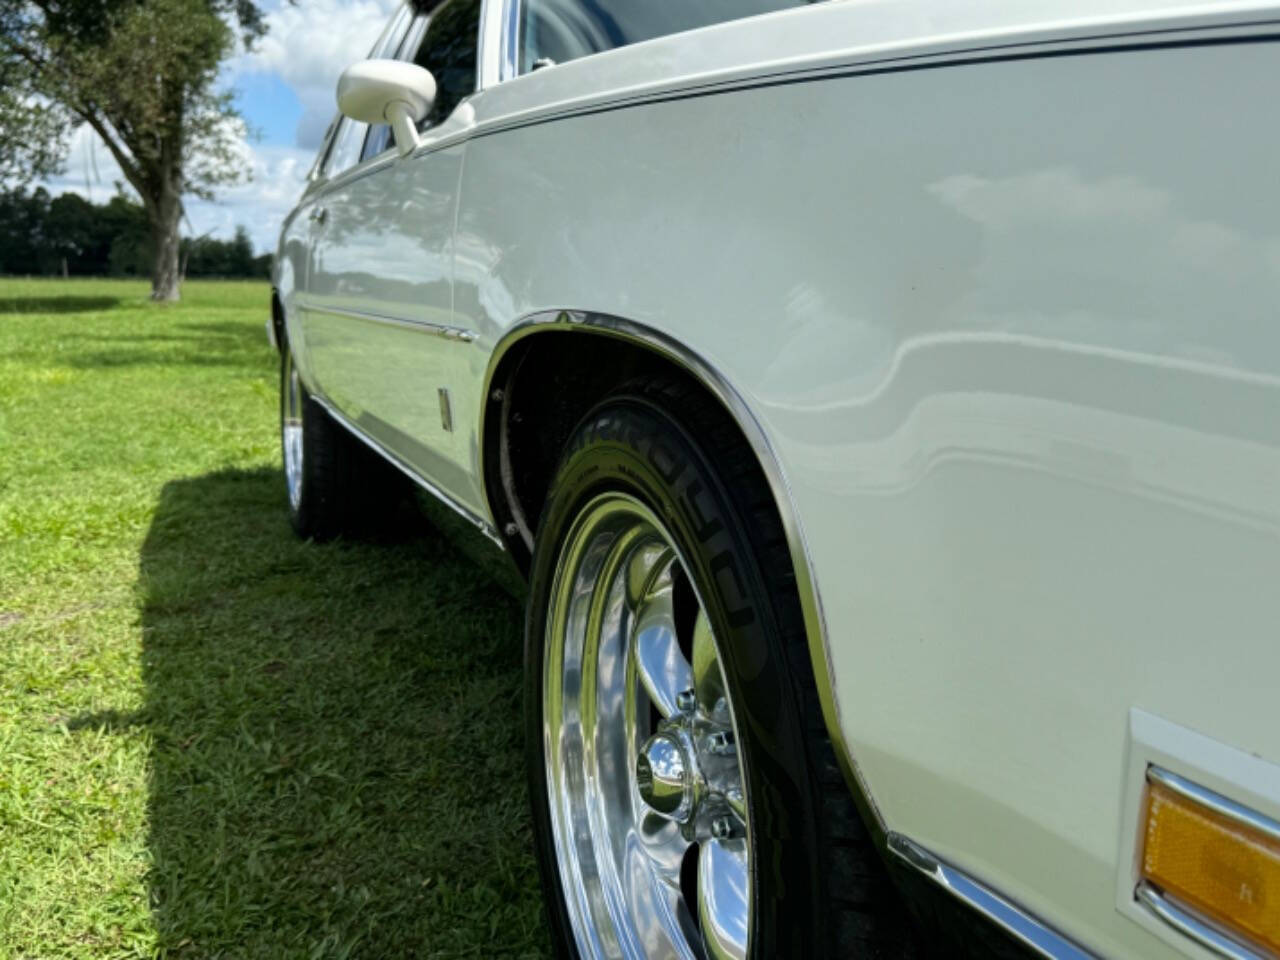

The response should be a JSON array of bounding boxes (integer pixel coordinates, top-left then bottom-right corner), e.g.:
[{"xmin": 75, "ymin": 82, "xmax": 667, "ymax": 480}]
[
  {"xmin": 711, "ymin": 816, "xmax": 735, "ymax": 840},
  {"xmin": 676, "ymin": 688, "xmax": 697, "ymax": 712},
  {"xmin": 707, "ymin": 730, "xmax": 735, "ymax": 755}
]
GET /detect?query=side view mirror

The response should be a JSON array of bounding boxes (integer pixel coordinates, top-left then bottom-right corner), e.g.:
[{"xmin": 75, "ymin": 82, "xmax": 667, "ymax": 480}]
[{"xmin": 336, "ymin": 59, "xmax": 436, "ymax": 157}]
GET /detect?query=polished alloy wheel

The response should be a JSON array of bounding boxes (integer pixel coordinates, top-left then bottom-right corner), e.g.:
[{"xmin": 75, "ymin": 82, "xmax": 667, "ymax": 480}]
[
  {"xmin": 281, "ymin": 351, "xmax": 304, "ymax": 511},
  {"xmin": 543, "ymin": 492, "xmax": 752, "ymax": 960}
]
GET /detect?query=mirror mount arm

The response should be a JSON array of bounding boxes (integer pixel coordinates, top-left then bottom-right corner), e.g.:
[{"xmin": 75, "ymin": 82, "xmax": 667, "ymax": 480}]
[{"xmin": 387, "ymin": 101, "xmax": 421, "ymax": 157}]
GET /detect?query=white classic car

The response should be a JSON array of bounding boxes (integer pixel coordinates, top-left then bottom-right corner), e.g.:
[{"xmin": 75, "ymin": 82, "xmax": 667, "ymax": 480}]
[{"xmin": 270, "ymin": 0, "xmax": 1280, "ymax": 957}]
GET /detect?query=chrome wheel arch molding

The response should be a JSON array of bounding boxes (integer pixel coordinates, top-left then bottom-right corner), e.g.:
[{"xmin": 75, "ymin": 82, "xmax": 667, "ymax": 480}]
[
  {"xmin": 477, "ymin": 309, "xmax": 888, "ymax": 844},
  {"xmin": 479, "ymin": 313, "xmax": 1101, "ymax": 959}
]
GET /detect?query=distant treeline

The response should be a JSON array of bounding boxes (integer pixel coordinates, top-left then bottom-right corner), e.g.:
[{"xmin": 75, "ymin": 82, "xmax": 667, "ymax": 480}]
[{"xmin": 0, "ymin": 187, "xmax": 272, "ymax": 279}]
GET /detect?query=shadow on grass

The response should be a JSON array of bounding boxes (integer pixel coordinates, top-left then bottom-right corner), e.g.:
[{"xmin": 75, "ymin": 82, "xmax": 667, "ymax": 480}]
[
  {"xmin": 54, "ymin": 322, "xmax": 268, "ymax": 370},
  {"xmin": 135, "ymin": 466, "xmax": 549, "ymax": 958},
  {"xmin": 0, "ymin": 295, "xmax": 121, "ymax": 314}
]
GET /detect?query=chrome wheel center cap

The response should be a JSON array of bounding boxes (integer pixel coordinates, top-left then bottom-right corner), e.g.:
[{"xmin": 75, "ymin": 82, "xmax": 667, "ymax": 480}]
[{"xmin": 637, "ymin": 731, "xmax": 692, "ymax": 821}]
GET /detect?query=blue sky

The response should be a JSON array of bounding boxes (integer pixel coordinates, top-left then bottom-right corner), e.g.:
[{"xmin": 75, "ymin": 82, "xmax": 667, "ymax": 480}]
[
  {"xmin": 42, "ymin": 0, "xmax": 399, "ymax": 255},
  {"xmin": 234, "ymin": 73, "xmax": 304, "ymax": 149}
]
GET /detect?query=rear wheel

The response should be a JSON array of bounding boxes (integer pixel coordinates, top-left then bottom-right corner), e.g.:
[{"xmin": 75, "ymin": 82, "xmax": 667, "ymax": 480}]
[
  {"xmin": 279, "ymin": 343, "xmax": 403, "ymax": 540},
  {"xmin": 525, "ymin": 379, "xmax": 917, "ymax": 958}
]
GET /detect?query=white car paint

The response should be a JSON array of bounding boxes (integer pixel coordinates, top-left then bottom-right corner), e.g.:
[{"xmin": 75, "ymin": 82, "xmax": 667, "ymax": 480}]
[{"xmin": 276, "ymin": 1, "xmax": 1280, "ymax": 955}]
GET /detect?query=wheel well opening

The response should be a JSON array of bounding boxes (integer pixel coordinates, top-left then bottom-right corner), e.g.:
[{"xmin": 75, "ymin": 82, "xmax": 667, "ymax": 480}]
[{"xmin": 483, "ymin": 331, "xmax": 735, "ymax": 576}]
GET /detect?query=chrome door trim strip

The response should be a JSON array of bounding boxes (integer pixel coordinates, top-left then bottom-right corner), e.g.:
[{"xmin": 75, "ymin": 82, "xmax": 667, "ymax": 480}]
[
  {"xmin": 299, "ymin": 302, "xmax": 476, "ymax": 342},
  {"xmin": 887, "ymin": 833, "xmax": 1098, "ymax": 960},
  {"xmin": 1135, "ymin": 882, "xmax": 1263, "ymax": 960},
  {"xmin": 311, "ymin": 393, "xmax": 505, "ymax": 549},
  {"xmin": 1147, "ymin": 766, "xmax": 1280, "ymax": 847},
  {"xmin": 480, "ymin": 309, "xmax": 887, "ymax": 837},
  {"xmin": 477, "ymin": 0, "xmax": 506, "ymax": 89}
]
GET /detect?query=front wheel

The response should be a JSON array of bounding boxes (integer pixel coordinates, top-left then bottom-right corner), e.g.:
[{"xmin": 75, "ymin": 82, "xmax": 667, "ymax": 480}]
[{"xmin": 525, "ymin": 379, "xmax": 916, "ymax": 958}]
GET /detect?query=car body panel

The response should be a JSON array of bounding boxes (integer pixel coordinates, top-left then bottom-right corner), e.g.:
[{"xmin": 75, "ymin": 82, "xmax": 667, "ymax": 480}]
[
  {"xmin": 275, "ymin": 2, "xmax": 1280, "ymax": 955},
  {"xmin": 300, "ymin": 128, "xmax": 487, "ymax": 514}
]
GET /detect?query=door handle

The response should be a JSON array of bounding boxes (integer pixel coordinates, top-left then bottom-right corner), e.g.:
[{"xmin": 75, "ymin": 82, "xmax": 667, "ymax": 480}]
[{"xmin": 309, "ymin": 206, "xmax": 327, "ymax": 225}]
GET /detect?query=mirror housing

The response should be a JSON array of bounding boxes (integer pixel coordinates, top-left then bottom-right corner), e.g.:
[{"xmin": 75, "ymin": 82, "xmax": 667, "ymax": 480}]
[{"xmin": 336, "ymin": 59, "xmax": 436, "ymax": 157}]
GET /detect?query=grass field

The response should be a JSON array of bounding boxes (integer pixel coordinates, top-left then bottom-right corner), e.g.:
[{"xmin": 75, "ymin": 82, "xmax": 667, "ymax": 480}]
[{"xmin": 0, "ymin": 279, "xmax": 549, "ymax": 958}]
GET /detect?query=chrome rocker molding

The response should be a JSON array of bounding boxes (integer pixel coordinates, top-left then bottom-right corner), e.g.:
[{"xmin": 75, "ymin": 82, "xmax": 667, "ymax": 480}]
[
  {"xmin": 309, "ymin": 392, "xmax": 504, "ymax": 548},
  {"xmin": 888, "ymin": 833, "xmax": 1098, "ymax": 960},
  {"xmin": 480, "ymin": 309, "xmax": 887, "ymax": 838}
]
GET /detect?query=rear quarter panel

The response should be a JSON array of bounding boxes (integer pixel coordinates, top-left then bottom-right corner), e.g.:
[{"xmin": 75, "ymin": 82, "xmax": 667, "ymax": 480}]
[{"xmin": 453, "ymin": 9, "xmax": 1280, "ymax": 955}]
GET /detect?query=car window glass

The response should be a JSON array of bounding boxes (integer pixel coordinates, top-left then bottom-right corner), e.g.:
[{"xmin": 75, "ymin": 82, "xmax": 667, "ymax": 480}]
[
  {"xmin": 519, "ymin": 0, "xmax": 812, "ymax": 74},
  {"xmin": 309, "ymin": 117, "xmax": 339, "ymax": 180},
  {"xmin": 409, "ymin": 0, "xmax": 482, "ymax": 130},
  {"xmin": 323, "ymin": 3, "xmax": 414, "ymax": 176},
  {"xmin": 359, "ymin": 14, "xmax": 428, "ymax": 162}
]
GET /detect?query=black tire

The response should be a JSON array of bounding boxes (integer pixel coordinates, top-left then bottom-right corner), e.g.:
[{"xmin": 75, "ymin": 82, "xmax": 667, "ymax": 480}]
[
  {"xmin": 524, "ymin": 377, "xmax": 919, "ymax": 958},
  {"xmin": 279, "ymin": 344, "xmax": 404, "ymax": 540}
]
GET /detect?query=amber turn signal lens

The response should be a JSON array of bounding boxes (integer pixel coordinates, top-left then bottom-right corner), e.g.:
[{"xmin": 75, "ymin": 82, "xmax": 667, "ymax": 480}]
[{"xmin": 1142, "ymin": 773, "xmax": 1280, "ymax": 956}]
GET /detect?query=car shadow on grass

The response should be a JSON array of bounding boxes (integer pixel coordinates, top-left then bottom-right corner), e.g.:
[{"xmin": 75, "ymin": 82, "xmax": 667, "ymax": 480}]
[
  {"xmin": 0, "ymin": 295, "xmax": 122, "ymax": 314},
  {"xmin": 136, "ymin": 466, "xmax": 549, "ymax": 958}
]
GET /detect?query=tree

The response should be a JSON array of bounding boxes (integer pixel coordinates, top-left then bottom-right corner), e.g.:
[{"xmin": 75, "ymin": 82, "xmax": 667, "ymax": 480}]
[
  {"xmin": 0, "ymin": 186, "xmax": 49, "ymax": 274},
  {"xmin": 0, "ymin": 185, "xmax": 268, "ymax": 278},
  {"xmin": 0, "ymin": 0, "xmax": 265, "ymax": 300},
  {"xmin": 44, "ymin": 191, "xmax": 94, "ymax": 274}
]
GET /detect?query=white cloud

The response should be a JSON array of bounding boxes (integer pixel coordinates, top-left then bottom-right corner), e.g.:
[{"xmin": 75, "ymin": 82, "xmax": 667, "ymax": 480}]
[
  {"xmin": 45, "ymin": 125, "xmax": 125, "ymax": 203},
  {"xmin": 45, "ymin": 124, "xmax": 314, "ymax": 255},
  {"xmin": 232, "ymin": 0, "xmax": 399, "ymax": 148},
  {"xmin": 184, "ymin": 143, "xmax": 317, "ymax": 254},
  {"xmin": 38, "ymin": 0, "xmax": 400, "ymax": 256}
]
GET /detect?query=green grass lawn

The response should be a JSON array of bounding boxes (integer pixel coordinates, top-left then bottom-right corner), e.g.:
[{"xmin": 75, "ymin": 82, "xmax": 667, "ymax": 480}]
[{"xmin": 0, "ymin": 279, "xmax": 548, "ymax": 958}]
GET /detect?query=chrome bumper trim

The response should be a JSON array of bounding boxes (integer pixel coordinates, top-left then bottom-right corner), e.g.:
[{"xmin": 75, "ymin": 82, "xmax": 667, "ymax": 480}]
[
  {"xmin": 887, "ymin": 833, "xmax": 1097, "ymax": 960},
  {"xmin": 1135, "ymin": 882, "xmax": 1263, "ymax": 960},
  {"xmin": 311, "ymin": 394, "xmax": 504, "ymax": 549}
]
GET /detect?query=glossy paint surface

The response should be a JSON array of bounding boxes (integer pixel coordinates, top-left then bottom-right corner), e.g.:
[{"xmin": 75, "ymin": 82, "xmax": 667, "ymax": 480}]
[
  {"xmin": 302, "ymin": 137, "xmax": 482, "ymax": 506},
  {"xmin": 276, "ymin": 2, "xmax": 1280, "ymax": 955}
]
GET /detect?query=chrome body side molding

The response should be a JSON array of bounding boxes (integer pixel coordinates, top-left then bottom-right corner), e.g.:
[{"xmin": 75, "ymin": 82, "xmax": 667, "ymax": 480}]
[
  {"xmin": 888, "ymin": 833, "xmax": 1098, "ymax": 960},
  {"xmin": 310, "ymin": 393, "xmax": 504, "ymax": 548},
  {"xmin": 300, "ymin": 301, "xmax": 477, "ymax": 342},
  {"xmin": 480, "ymin": 309, "xmax": 887, "ymax": 837}
]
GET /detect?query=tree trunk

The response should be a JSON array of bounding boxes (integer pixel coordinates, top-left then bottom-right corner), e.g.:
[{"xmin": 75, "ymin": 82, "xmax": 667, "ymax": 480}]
[{"xmin": 148, "ymin": 177, "xmax": 183, "ymax": 302}]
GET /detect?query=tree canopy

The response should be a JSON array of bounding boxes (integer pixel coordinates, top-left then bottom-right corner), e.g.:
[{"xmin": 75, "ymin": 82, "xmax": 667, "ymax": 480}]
[
  {"xmin": 0, "ymin": 185, "xmax": 270, "ymax": 278},
  {"xmin": 0, "ymin": 0, "xmax": 269, "ymax": 299}
]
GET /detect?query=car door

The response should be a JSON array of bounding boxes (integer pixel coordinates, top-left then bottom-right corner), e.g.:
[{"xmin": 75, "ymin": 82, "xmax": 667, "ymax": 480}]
[{"xmin": 303, "ymin": 0, "xmax": 483, "ymax": 508}]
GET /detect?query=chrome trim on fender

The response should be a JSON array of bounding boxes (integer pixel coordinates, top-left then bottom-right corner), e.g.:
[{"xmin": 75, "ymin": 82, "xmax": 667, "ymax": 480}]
[
  {"xmin": 887, "ymin": 833, "xmax": 1098, "ymax": 960},
  {"xmin": 1135, "ymin": 882, "xmax": 1263, "ymax": 960},
  {"xmin": 480, "ymin": 309, "xmax": 886, "ymax": 836},
  {"xmin": 1147, "ymin": 766, "xmax": 1280, "ymax": 847},
  {"xmin": 310, "ymin": 393, "xmax": 505, "ymax": 548},
  {"xmin": 299, "ymin": 302, "xmax": 476, "ymax": 342}
]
